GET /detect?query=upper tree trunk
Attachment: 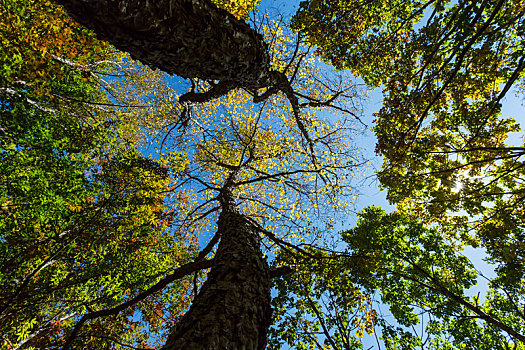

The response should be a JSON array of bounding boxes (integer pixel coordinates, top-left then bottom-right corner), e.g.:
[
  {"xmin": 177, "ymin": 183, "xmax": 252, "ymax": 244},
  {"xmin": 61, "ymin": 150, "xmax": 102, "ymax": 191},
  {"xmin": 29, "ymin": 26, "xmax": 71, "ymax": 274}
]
[
  {"xmin": 54, "ymin": 0, "xmax": 273, "ymax": 89},
  {"xmin": 161, "ymin": 206, "xmax": 271, "ymax": 350}
]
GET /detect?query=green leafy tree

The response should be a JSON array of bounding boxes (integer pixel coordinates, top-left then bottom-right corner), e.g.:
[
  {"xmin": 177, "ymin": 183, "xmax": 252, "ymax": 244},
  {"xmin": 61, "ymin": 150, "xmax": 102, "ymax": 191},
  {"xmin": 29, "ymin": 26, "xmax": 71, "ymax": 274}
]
[
  {"xmin": 344, "ymin": 207, "xmax": 525, "ymax": 348},
  {"xmin": 292, "ymin": 0, "xmax": 525, "ymax": 227},
  {"xmin": 292, "ymin": 1, "xmax": 525, "ymax": 346},
  {"xmin": 272, "ymin": 206, "xmax": 525, "ymax": 349},
  {"xmin": 1, "ymin": 1, "xmax": 198, "ymax": 348}
]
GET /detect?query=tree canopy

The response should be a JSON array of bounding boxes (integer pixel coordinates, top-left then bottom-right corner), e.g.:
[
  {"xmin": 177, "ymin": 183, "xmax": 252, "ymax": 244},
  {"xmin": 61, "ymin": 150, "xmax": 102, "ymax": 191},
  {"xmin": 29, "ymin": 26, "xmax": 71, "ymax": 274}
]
[
  {"xmin": 2, "ymin": 0, "xmax": 525, "ymax": 349},
  {"xmin": 1, "ymin": 1, "xmax": 199, "ymax": 348},
  {"xmin": 293, "ymin": 0, "xmax": 525, "ymax": 229}
]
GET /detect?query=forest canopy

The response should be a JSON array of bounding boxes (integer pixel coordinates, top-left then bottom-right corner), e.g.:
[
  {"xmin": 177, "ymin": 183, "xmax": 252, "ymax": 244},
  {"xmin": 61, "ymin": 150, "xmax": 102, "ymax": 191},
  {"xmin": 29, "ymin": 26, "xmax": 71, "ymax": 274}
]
[{"xmin": 1, "ymin": 0, "xmax": 525, "ymax": 349}]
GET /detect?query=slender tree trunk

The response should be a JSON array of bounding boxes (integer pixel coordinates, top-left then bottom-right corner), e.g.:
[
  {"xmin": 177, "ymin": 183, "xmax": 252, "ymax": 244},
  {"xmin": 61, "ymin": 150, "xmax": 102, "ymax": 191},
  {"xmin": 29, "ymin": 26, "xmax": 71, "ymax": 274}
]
[
  {"xmin": 54, "ymin": 0, "xmax": 272, "ymax": 89},
  {"xmin": 161, "ymin": 206, "xmax": 271, "ymax": 350}
]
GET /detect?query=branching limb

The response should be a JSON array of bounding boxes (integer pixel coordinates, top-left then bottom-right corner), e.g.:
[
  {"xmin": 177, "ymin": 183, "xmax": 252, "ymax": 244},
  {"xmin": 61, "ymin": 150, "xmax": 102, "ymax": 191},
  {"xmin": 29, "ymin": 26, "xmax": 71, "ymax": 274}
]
[
  {"xmin": 61, "ymin": 258, "xmax": 214, "ymax": 349},
  {"xmin": 196, "ymin": 233, "xmax": 220, "ymax": 261},
  {"xmin": 252, "ymin": 222, "xmax": 316, "ymax": 259},
  {"xmin": 306, "ymin": 295, "xmax": 340, "ymax": 350},
  {"xmin": 178, "ymin": 80, "xmax": 235, "ymax": 105},
  {"xmin": 269, "ymin": 266, "xmax": 293, "ymax": 278},
  {"xmin": 270, "ymin": 71, "xmax": 319, "ymax": 169},
  {"xmin": 174, "ymin": 80, "xmax": 236, "ymax": 128}
]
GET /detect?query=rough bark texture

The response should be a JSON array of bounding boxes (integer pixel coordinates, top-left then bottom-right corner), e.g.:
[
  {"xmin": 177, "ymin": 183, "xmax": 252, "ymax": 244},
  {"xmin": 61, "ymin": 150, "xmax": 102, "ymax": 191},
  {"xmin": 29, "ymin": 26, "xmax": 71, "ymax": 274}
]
[
  {"xmin": 161, "ymin": 208, "xmax": 271, "ymax": 350},
  {"xmin": 55, "ymin": 0, "xmax": 272, "ymax": 89}
]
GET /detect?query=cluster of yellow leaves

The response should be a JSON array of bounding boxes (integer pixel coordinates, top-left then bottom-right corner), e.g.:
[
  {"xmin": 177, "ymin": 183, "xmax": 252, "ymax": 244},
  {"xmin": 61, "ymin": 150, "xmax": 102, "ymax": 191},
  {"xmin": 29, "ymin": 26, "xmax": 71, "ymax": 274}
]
[
  {"xmin": 160, "ymin": 20, "xmax": 362, "ymax": 244},
  {"xmin": 352, "ymin": 294, "xmax": 377, "ymax": 338},
  {"xmin": 101, "ymin": 19, "xmax": 363, "ymax": 253},
  {"xmin": 210, "ymin": 0, "xmax": 260, "ymax": 19},
  {"xmin": 103, "ymin": 56, "xmax": 183, "ymax": 147}
]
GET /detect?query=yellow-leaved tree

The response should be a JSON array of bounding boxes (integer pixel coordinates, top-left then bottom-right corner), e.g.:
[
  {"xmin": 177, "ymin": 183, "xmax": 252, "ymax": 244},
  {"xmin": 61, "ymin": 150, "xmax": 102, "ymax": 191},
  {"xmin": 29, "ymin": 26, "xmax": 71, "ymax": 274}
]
[{"xmin": 54, "ymin": 14, "xmax": 365, "ymax": 349}]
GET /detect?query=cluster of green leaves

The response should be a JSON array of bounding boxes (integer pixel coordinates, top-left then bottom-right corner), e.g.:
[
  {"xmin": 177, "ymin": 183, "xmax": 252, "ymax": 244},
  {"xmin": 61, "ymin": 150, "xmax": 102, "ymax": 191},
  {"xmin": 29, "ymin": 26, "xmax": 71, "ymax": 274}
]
[
  {"xmin": 1, "ymin": 1, "xmax": 198, "ymax": 348},
  {"xmin": 342, "ymin": 207, "xmax": 523, "ymax": 349},
  {"xmin": 272, "ymin": 207, "xmax": 525, "ymax": 349},
  {"xmin": 270, "ymin": 248, "xmax": 375, "ymax": 349},
  {"xmin": 292, "ymin": 0, "xmax": 525, "ymax": 220}
]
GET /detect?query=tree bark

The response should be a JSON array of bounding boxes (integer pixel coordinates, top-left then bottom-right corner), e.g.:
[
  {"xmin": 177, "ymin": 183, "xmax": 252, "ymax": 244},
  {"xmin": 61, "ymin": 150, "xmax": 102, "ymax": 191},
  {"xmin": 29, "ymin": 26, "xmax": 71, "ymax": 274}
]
[
  {"xmin": 54, "ymin": 0, "xmax": 273, "ymax": 89},
  {"xmin": 161, "ymin": 207, "xmax": 271, "ymax": 350}
]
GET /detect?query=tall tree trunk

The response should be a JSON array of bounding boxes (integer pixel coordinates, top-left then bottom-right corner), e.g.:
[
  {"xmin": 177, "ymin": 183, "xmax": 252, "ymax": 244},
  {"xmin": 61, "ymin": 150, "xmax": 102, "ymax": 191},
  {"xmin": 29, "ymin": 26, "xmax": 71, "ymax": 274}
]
[
  {"xmin": 161, "ymin": 207, "xmax": 271, "ymax": 350},
  {"xmin": 54, "ymin": 0, "xmax": 272, "ymax": 89},
  {"xmin": 53, "ymin": 2, "xmax": 277, "ymax": 347}
]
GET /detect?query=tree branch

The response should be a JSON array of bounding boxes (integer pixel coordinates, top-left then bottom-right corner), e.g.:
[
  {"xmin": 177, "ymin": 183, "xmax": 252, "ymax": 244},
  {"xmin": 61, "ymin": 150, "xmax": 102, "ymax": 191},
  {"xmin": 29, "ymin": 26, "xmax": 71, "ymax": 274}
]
[{"xmin": 61, "ymin": 258, "xmax": 214, "ymax": 349}]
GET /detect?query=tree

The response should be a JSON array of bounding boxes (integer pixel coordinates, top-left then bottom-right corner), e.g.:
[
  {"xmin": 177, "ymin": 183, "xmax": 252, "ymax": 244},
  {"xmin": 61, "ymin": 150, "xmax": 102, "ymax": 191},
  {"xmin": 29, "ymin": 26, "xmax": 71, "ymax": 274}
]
[
  {"xmin": 290, "ymin": 0, "xmax": 525, "ymax": 347},
  {"xmin": 109, "ymin": 19, "xmax": 360, "ymax": 349},
  {"xmin": 1, "ymin": 1, "xmax": 199, "ymax": 348},
  {"xmin": 292, "ymin": 0, "xmax": 525, "ymax": 227},
  {"xmin": 272, "ymin": 206, "xmax": 525, "ymax": 349}
]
